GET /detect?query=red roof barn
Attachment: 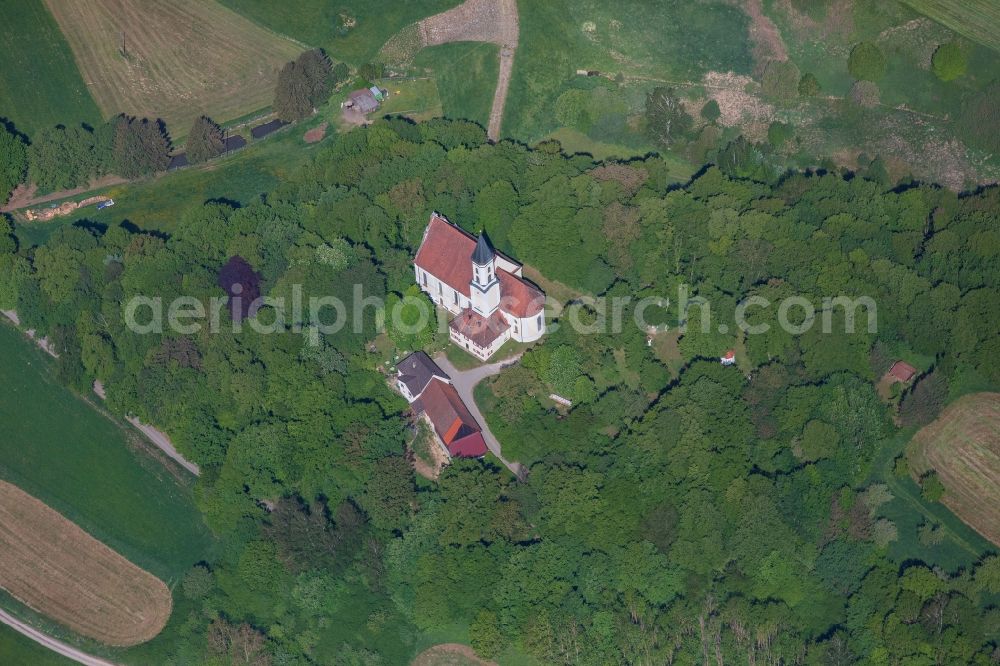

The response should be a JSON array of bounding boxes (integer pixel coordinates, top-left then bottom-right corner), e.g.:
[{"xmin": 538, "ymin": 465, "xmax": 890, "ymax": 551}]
[
  {"xmin": 414, "ymin": 377, "xmax": 488, "ymax": 458},
  {"xmin": 888, "ymin": 361, "xmax": 918, "ymax": 383}
]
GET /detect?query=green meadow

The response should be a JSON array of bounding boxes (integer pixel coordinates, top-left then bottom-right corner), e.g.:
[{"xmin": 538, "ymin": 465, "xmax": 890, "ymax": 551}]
[
  {"xmin": 0, "ymin": 623, "xmax": 72, "ymax": 665},
  {"xmin": 0, "ymin": 0, "xmax": 102, "ymax": 136},
  {"xmin": 220, "ymin": 0, "xmax": 458, "ymax": 64},
  {"xmin": 413, "ymin": 42, "xmax": 499, "ymax": 128},
  {"xmin": 0, "ymin": 323, "xmax": 213, "ymax": 582},
  {"xmin": 506, "ymin": 0, "xmax": 751, "ymax": 142},
  {"xmin": 902, "ymin": 0, "xmax": 1000, "ymax": 52}
]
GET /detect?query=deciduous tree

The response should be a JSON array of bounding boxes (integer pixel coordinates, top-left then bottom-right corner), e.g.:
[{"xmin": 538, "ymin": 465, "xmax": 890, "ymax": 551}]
[
  {"xmin": 644, "ymin": 87, "xmax": 692, "ymax": 148},
  {"xmin": 0, "ymin": 123, "xmax": 26, "ymax": 203}
]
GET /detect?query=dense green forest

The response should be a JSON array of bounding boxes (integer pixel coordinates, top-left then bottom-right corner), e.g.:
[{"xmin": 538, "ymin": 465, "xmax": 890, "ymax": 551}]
[{"xmin": 2, "ymin": 118, "xmax": 999, "ymax": 664}]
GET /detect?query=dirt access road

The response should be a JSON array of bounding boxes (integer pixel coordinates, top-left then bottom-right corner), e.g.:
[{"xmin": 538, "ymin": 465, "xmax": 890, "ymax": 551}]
[
  {"xmin": 393, "ymin": 0, "xmax": 519, "ymax": 141},
  {"xmin": 489, "ymin": 44, "xmax": 516, "ymax": 141},
  {"xmin": 0, "ymin": 609, "xmax": 118, "ymax": 666}
]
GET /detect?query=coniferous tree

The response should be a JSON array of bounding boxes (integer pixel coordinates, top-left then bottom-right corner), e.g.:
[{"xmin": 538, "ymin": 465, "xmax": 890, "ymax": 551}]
[
  {"xmin": 185, "ymin": 115, "xmax": 225, "ymax": 164},
  {"xmin": 274, "ymin": 49, "xmax": 333, "ymax": 122},
  {"xmin": 274, "ymin": 60, "xmax": 312, "ymax": 121},
  {"xmin": 112, "ymin": 115, "xmax": 170, "ymax": 178},
  {"xmin": 899, "ymin": 370, "xmax": 948, "ymax": 427},
  {"xmin": 298, "ymin": 49, "xmax": 334, "ymax": 105}
]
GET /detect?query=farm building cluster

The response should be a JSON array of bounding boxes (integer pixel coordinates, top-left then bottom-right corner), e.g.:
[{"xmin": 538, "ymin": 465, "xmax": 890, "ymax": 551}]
[
  {"xmin": 342, "ymin": 86, "xmax": 389, "ymax": 114},
  {"xmin": 396, "ymin": 352, "xmax": 487, "ymax": 458}
]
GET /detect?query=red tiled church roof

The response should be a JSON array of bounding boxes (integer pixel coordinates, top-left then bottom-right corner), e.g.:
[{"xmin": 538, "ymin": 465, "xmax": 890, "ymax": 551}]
[
  {"xmin": 414, "ymin": 377, "xmax": 487, "ymax": 457},
  {"xmin": 498, "ymin": 269, "xmax": 544, "ymax": 317},
  {"xmin": 414, "ymin": 214, "xmax": 475, "ymax": 298},
  {"xmin": 414, "ymin": 214, "xmax": 544, "ymax": 317}
]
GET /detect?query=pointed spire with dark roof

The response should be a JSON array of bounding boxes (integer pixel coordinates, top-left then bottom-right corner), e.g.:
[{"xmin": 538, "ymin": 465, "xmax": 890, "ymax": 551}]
[{"xmin": 471, "ymin": 231, "xmax": 494, "ymax": 265}]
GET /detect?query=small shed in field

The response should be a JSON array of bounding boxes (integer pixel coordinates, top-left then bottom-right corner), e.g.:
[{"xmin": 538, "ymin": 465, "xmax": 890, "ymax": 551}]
[
  {"xmin": 888, "ymin": 360, "xmax": 918, "ymax": 384},
  {"xmin": 343, "ymin": 87, "xmax": 387, "ymax": 114}
]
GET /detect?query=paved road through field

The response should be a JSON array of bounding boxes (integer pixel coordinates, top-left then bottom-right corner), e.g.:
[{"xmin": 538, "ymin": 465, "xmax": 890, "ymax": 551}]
[{"xmin": 0, "ymin": 609, "xmax": 118, "ymax": 666}]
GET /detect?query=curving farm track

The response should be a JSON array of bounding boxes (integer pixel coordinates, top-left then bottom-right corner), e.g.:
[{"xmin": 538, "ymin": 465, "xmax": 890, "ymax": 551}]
[
  {"xmin": 0, "ymin": 609, "xmax": 118, "ymax": 666},
  {"xmin": 381, "ymin": 0, "xmax": 519, "ymax": 141}
]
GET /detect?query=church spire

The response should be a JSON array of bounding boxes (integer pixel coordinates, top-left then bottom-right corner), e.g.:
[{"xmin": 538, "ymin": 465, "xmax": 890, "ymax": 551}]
[{"xmin": 471, "ymin": 232, "xmax": 494, "ymax": 265}]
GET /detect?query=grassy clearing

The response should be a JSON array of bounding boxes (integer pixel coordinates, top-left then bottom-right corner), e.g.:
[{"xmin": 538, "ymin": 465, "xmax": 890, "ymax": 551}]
[
  {"xmin": 0, "ymin": 324, "xmax": 212, "ymax": 582},
  {"xmin": 42, "ymin": 0, "xmax": 302, "ymax": 134},
  {"xmin": 220, "ymin": 0, "xmax": 459, "ymax": 65},
  {"xmin": 378, "ymin": 77, "xmax": 444, "ymax": 123},
  {"xmin": 907, "ymin": 392, "xmax": 1000, "ymax": 547},
  {"xmin": 0, "ymin": 623, "xmax": 72, "ymax": 665},
  {"xmin": 0, "ymin": 0, "xmax": 102, "ymax": 136},
  {"xmin": 0, "ymin": 482, "xmax": 172, "ymax": 646},
  {"xmin": 868, "ymin": 429, "xmax": 993, "ymax": 573},
  {"xmin": 546, "ymin": 127, "xmax": 643, "ymax": 161},
  {"xmin": 506, "ymin": 0, "xmax": 751, "ymax": 142},
  {"xmin": 16, "ymin": 119, "xmax": 317, "ymax": 246},
  {"xmin": 902, "ymin": 0, "xmax": 1000, "ymax": 52},
  {"xmin": 413, "ymin": 42, "xmax": 499, "ymax": 128}
]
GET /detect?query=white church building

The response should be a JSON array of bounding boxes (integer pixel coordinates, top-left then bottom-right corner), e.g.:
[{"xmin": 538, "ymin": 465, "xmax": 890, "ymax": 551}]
[{"xmin": 414, "ymin": 213, "xmax": 546, "ymax": 360}]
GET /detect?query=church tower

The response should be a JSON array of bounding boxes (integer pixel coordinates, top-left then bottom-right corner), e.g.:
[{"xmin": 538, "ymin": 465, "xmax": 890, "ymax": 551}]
[{"xmin": 470, "ymin": 232, "xmax": 500, "ymax": 316}]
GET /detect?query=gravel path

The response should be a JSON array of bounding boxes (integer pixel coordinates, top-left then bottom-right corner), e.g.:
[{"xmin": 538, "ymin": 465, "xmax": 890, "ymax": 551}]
[
  {"xmin": 91, "ymin": 380, "xmax": 200, "ymax": 476},
  {"xmin": 0, "ymin": 609, "xmax": 119, "ymax": 666},
  {"xmin": 1, "ymin": 176, "xmax": 126, "ymax": 214},
  {"xmin": 434, "ymin": 352, "xmax": 527, "ymax": 480},
  {"xmin": 125, "ymin": 417, "xmax": 201, "ymax": 476},
  {"xmin": 488, "ymin": 45, "xmax": 516, "ymax": 141}
]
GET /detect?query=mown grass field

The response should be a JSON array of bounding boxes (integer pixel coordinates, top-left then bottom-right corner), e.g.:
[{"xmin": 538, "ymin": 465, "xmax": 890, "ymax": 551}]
[
  {"xmin": 413, "ymin": 42, "xmax": 499, "ymax": 128},
  {"xmin": 876, "ymin": 428, "xmax": 993, "ymax": 573},
  {"xmin": 377, "ymin": 77, "xmax": 443, "ymax": 123},
  {"xmin": 220, "ymin": 0, "xmax": 458, "ymax": 64},
  {"xmin": 42, "ymin": 0, "xmax": 302, "ymax": 135},
  {"xmin": 0, "ymin": 0, "xmax": 102, "ymax": 136},
  {"xmin": 411, "ymin": 643, "xmax": 492, "ymax": 666},
  {"xmin": 0, "ymin": 482, "xmax": 172, "ymax": 646},
  {"xmin": 902, "ymin": 0, "xmax": 1000, "ymax": 52},
  {"xmin": 907, "ymin": 392, "xmax": 1000, "ymax": 547},
  {"xmin": 0, "ymin": 623, "xmax": 71, "ymax": 665},
  {"xmin": 0, "ymin": 323, "xmax": 213, "ymax": 582}
]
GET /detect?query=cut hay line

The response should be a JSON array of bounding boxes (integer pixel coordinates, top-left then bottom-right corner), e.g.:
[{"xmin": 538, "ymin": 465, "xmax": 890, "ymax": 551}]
[
  {"xmin": 42, "ymin": 0, "xmax": 303, "ymax": 133},
  {"xmin": 907, "ymin": 392, "xmax": 1000, "ymax": 546},
  {"xmin": 0, "ymin": 481, "xmax": 172, "ymax": 647},
  {"xmin": 901, "ymin": 0, "xmax": 1000, "ymax": 52}
]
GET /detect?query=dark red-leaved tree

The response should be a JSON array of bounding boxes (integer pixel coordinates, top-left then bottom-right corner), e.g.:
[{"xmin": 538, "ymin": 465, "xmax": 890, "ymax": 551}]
[{"xmin": 218, "ymin": 256, "xmax": 260, "ymax": 323}]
